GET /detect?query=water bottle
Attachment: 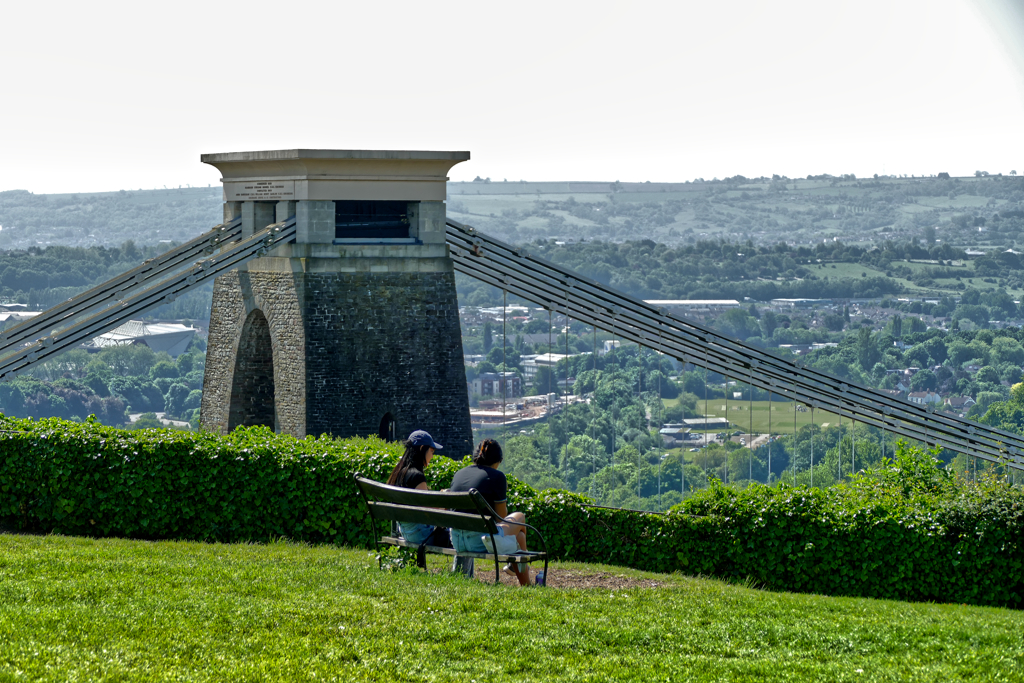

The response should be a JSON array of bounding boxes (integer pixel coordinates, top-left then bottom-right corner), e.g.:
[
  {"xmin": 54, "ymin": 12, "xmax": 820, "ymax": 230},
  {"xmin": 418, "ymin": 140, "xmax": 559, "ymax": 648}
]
[{"xmin": 534, "ymin": 570, "xmax": 546, "ymax": 587}]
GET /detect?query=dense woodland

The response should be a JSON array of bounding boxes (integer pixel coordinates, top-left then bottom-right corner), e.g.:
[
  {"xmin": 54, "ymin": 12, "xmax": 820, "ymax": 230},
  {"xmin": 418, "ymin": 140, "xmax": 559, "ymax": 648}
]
[{"xmin": 0, "ymin": 341, "xmax": 207, "ymax": 428}]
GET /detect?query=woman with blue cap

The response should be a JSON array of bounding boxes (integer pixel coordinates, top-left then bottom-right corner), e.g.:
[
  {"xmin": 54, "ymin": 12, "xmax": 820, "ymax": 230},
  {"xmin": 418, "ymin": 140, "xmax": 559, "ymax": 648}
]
[{"xmin": 386, "ymin": 430, "xmax": 450, "ymax": 548}]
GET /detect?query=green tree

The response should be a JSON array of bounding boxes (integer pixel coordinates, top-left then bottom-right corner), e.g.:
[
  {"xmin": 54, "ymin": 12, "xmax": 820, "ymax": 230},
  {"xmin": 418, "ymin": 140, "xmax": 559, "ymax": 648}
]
[
  {"xmin": 823, "ymin": 313, "xmax": 845, "ymax": 331},
  {"xmin": 759, "ymin": 310, "xmax": 779, "ymax": 338},
  {"xmin": 559, "ymin": 434, "xmax": 609, "ymax": 491},
  {"xmin": 975, "ymin": 366, "xmax": 1000, "ymax": 384},
  {"xmin": 43, "ymin": 349, "xmax": 91, "ymax": 380},
  {"xmin": 889, "ymin": 314, "xmax": 903, "ymax": 338},
  {"xmin": 502, "ymin": 435, "xmax": 566, "ymax": 491},
  {"xmin": 532, "ymin": 366, "xmax": 556, "ymax": 395},
  {"xmin": 910, "ymin": 369, "xmax": 937, "ymax": 391},
  {"xmin": 149, "ymin": 360, "xmax": 179, "ymax": 380},
  {"xmin": 954, "ymin": 304, "xmax": 990, "ymax": 327},
  {"xmin": 922, "ymin": 337, "xmax": 948, "ymax": 365},
  {"xmin": 164, "ymin": 383, "xmax": 191, "ymax": 418},
  {"xmin": 714, "ymin": 308, "xmax": 759, "ymax": 340},
  {"xmin": 99, "ymin": 345, "xmax": 157, "ymax": 377},
  {"xmin": 128, "ymin": 412, "xmax": 163, "ymax": 430},
  {"xmin": 856, "ymin": 328, "xmax": 880, "ymax": 371},
  {"xmin": 992, "ymin": 337, "xmax": 1024, "ymax": 365}
]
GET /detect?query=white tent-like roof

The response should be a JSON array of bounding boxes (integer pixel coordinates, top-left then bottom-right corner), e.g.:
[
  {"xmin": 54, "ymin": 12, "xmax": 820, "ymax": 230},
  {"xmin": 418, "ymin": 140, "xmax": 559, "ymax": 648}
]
[{"xmin": 92, "ymin": 320, "xmax": 197, "ymax": 357}]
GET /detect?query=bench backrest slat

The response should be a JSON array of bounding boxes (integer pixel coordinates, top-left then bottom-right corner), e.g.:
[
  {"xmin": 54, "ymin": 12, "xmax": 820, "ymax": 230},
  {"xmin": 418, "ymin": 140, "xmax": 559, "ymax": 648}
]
[
  {"xmin": 355, "ymin": 476, "xmax": 479, "ymax": 510},
  {"xmin": 355, "ymin": 475, "xmax": 502, "ymax": 537},
  {"xmin": 366, "ymin": 502, "xmax": 498, "ymax": 534}
]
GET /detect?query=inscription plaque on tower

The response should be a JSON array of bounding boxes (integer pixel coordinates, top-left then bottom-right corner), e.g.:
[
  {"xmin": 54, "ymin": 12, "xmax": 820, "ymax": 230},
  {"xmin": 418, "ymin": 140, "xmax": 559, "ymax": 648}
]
[
  {"xmin": 226, "ymin": 181, "xmax": 295, "ymax": 201},
  {"xmin": 198, "ymin": 149, "xmax": 474, "ymax": 456}
]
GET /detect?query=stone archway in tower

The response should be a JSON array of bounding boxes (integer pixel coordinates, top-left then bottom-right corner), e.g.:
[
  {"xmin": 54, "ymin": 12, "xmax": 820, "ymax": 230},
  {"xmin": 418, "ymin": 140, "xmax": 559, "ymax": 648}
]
[
  {"xmin": 228, "ymin": 309, "xmax": 276, "ymax": 431},
  {"xmin": 378, "ymin": 412, "xmax": 396, "ymax": 441}
]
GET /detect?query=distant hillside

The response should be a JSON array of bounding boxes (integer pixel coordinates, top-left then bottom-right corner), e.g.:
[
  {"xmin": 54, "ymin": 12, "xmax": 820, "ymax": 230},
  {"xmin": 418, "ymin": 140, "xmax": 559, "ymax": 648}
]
[
  {"xmin": 4, "ymin": 174, "xmax": 1021, "ymax": 253},
  {"xmin": 448, "ymin": 174, "xmax": 1024, "ymax": 248},
  {"xmin": 0, "ymin": 187, "xmax": 222, "ymax": 250}
]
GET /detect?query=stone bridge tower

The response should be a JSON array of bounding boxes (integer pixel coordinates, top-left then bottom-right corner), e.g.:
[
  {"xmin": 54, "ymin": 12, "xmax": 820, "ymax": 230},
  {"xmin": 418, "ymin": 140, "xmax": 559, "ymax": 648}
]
[{"xmin": 198, "ymin": 149, "xmax": 474, "ymax": 456}]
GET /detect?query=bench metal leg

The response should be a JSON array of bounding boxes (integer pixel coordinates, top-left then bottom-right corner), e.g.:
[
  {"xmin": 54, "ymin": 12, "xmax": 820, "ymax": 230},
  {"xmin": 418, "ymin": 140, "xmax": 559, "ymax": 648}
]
[{"xmin": 452, "ymin": 556, "xmax": 474, "ymax": 578}]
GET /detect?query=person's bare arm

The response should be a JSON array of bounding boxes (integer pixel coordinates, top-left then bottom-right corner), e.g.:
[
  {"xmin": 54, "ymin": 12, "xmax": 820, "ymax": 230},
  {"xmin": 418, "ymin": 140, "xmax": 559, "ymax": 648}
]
[
  {"xmin": 493, "ymin": 501, "xmax": 509, "ymax": 518},
  {"xmin": 415, "ymin": 482, "xmax": 430, "ymax": 491}
]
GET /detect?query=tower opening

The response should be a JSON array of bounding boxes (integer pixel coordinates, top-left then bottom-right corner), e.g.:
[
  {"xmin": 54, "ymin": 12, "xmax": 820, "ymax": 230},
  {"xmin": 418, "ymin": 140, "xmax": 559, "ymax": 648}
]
[
  {"xmin": 378, "ymin": 412, "xmax": 396, "ymax": 442},
  {"xmin": 335, "ymin": 200, "xmax": 409, "ymax": 239},
  {"xmin": 228, "ymin": 309, "xmax": 276, "ymax": 431}
]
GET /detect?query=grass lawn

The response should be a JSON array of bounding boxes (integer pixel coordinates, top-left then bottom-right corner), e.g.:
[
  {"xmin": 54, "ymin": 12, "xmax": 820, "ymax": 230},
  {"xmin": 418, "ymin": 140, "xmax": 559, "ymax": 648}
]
[
  {"xmin": 667, "ymin": 399, "xmax": 837, "ymax": 435},
  {"xmin": 2, "ymin": 535, "xmax": 1022, "ymax": 682},
  {"xmin": 808, "ymin": 262, "xmax": 888, "ymax": 279}
]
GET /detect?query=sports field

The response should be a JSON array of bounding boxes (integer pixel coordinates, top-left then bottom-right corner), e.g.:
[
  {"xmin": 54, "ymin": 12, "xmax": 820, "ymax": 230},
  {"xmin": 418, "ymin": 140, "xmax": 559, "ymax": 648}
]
[{"xmin": 665, "ymin": 398, "xmax": 838, "ymax": 435}]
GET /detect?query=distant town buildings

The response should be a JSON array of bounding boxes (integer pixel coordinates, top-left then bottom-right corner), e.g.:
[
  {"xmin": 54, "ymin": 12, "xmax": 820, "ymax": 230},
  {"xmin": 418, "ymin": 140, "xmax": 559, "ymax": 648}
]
[
  {"xmin": 944, "ymin": 396, "xmax": 976, "ymax": 410},
  {"xmin": 521, "ymin": 353, "xmax": 571, "ymax": 380},
  {"xmin": 682, "ymin": 417, "xmax": 731, "ymax": 428},
  {"xmin": 471, "ymin": 371, "xmax": 521, "ymax": 398},
  {"xmin": 907, "ymin": 391, "xmax": 942, "ymax": 405},
  {"xmin": 769, "ymin": 298, "xmax": 833, "ymax": 308},
  {"xmin": 644, "ymin": 300, "xmax": 740, "ymax": 315}
]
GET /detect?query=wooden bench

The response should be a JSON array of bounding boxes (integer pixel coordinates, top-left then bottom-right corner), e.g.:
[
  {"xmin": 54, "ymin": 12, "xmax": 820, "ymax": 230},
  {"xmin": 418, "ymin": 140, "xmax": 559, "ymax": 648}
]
[{"xmin": 355, "ymin": 475, "xmax": 549, "ymax": 584}]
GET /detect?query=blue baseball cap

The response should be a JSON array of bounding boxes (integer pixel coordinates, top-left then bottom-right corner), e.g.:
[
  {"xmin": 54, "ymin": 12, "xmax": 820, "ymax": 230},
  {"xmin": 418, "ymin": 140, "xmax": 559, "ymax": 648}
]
[{"xmin": 409, "ymin": 430, "xmax": 443, "ymax": 450}]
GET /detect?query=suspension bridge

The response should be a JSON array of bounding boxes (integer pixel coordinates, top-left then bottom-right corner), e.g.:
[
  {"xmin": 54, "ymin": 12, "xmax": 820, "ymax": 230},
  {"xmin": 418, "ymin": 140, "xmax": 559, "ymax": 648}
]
[{"xmin": 0, "ymin": 148, "xmax": 1020, "ymax": 474}]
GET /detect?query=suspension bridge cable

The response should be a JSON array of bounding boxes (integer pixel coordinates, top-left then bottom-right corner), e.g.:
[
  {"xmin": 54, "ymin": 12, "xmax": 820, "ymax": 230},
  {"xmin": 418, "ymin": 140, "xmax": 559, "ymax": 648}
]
[
  {"xmin": 749, "ymin": 364, "xmax": 753, "ymax": 484},
  {"xmin": 704, "ymin": 347, "xmax": 709, "ymax": 482},
  {"xmin": 793, "ymin": 401, "xmax": 798, "ymax": 484},
  {"xmin": 564, "ymin": 290, "xmax": 570, "ymax": 420},
  {"xmin": 611, "ymin": 312, "xmax": 617, "ymax": 464},
  {"xmin": 548, "ymin": 308, "xmax": 553, "ymax": 467},
  {"xmin": 768, "ymin": 388, "xmax": 772, "ymax": 484},
  {"xmin": 591, "ymin": 324, "xmax": 597, "ymax": 500},
  {"xmin": 444, "ymin": 221, "xmax": 1024, "ymax": 472},
  {"xmin": 638, "ymin": 343, "xmax": 643, "ymax": 502},
  {"xmin": 838, "ymin": 403, "xmax": 842, "ymax": 481},
  {"xmin": 502, "ymin": 287, "xmax": 506, "ymax": 439},
  {"xmin": 811, "ymin": 404, "xmax": 815, "ymax": 488}
]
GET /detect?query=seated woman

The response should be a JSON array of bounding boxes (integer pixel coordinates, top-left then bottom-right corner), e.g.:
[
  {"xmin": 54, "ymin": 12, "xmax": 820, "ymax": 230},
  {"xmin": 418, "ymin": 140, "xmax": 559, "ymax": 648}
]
[
  {"xmin": 385, "ymin": 430, "xmax": 450, "ymax": 549},
  {"xmin": 448, "ymin": 439, "xmax": 532, "ymax": 586}
]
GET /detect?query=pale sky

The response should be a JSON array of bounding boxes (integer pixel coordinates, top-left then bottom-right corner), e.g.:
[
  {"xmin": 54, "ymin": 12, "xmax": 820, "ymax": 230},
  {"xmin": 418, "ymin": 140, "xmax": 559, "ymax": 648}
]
[{"xmin": 2, "ymin": 0, "xmax": 1023, "ymax": 194}]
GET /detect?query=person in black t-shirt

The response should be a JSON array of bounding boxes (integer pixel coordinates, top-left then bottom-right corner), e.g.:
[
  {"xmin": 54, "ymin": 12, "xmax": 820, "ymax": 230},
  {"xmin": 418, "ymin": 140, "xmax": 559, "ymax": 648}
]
[
  {"xmin": 385, "ymin": 430, "xmax": 450, "ymax": 547},
  {"xmin": 449, "ymin": 439, "xmax": 531, "ymax": 585}
]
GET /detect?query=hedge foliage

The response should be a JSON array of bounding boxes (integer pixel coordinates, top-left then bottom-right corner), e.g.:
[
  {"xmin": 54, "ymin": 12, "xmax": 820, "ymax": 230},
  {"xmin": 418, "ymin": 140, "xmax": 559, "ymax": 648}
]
[
  {"xmin": 0, "ymin": 417, "xmax": 405, "ymax": 547},
  {"xmin": 1, "ymin": 415, "xmax": 1022, "ymax": 608}
]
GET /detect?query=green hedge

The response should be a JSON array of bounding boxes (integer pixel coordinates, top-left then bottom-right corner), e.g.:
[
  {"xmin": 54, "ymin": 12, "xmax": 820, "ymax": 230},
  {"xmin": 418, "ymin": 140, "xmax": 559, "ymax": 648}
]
[
  {"xmin": 0, "ymin": 418, "xmax": 405, "ymax": 547},
  {"xmin": 525, "ymin": 448, "xmax": 1024, "ymax": 608},
  {"xmin": 0, "ymin": 416, "xmax": 534, "ymax": 547},
  {"xmin": 1, "ymin": 416, "xmax": 1022, "ymax": 608}
]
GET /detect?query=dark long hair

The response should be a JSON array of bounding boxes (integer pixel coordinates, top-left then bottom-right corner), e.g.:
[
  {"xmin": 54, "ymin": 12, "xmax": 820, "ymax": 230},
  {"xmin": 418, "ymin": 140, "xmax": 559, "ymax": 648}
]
[
  {"xmin": 473, "ymin": 439, "xmax": 503, "ymax": 466},
  {"xmin": 387, "ymin": 440, "xmax": 433, "ymax": 487}
]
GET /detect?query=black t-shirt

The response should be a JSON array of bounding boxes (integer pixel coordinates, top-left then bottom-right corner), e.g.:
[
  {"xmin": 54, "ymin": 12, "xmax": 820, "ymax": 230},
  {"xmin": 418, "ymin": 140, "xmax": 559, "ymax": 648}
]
[
  {"xmin": 449, "ymin": 464, "xmax": 507, "ymax": 512},
  {"xmin": 399, "ymin": 467, "xmax": 426, "ymax": 490}
]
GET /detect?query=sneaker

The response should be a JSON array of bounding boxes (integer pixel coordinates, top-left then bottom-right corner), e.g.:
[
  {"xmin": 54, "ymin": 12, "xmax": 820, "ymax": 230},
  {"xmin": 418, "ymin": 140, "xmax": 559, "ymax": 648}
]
[{"xmin": 502, "ymin": 564, "xmax": 517, "ymax": 578}]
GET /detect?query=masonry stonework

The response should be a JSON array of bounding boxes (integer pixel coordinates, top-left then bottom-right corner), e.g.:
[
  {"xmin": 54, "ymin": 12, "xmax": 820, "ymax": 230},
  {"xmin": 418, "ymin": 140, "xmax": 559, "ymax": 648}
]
[
  {"xmin": 201, "ymin": 270, "xmax": 308, "ymax": 437},
  {"xmin": 200, "ymin": 266, "xmax": 474, "ymax": 456},
  {"xmin": 199, "ymin": 150, "xmax": 474, "ymax": 457}
]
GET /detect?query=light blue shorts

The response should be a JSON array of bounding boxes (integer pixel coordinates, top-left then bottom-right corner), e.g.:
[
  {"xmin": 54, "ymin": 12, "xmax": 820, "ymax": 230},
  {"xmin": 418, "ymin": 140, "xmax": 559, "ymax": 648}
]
[
  {"xmin": 451, "ymin": 526, "xmax": 508, "ymax": 554},
  {"xmin": 398, "ymin": 522, "xmax": 435, "ymax": 546}
]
